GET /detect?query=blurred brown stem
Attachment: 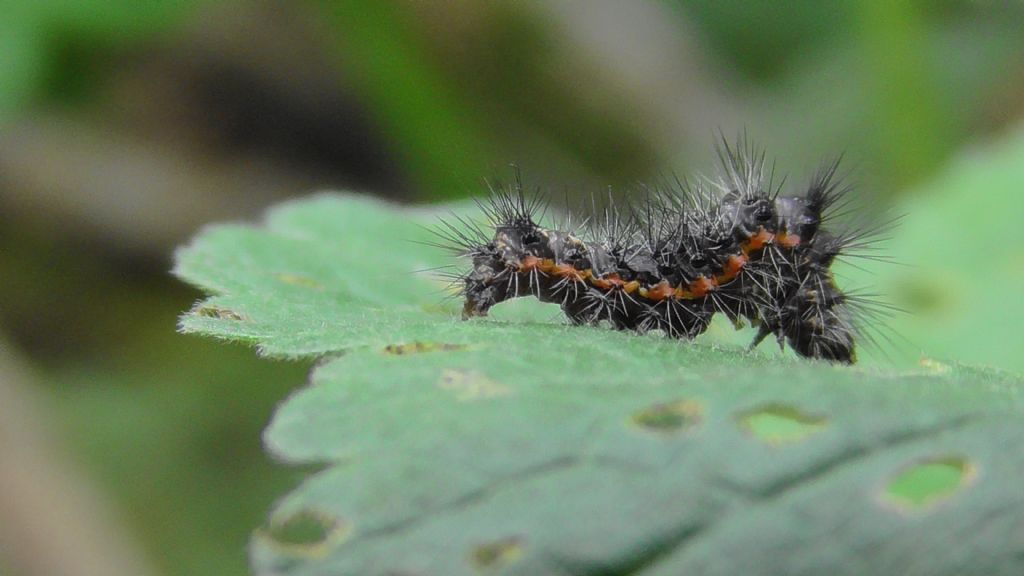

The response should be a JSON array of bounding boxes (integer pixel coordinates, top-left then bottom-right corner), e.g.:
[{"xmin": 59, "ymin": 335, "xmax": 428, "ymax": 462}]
[{"xmin": 0, "ymin": 335, "xmax": 158, "ymax": 576}]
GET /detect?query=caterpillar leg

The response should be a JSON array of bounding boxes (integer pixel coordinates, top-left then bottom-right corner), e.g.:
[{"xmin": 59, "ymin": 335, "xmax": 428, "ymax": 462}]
[
  {"xmin": 785, "ymin": 306, "xmax": 856, "ymax": 363},
  {"xmin": 781, "ymin": 275, "xmax": 856, "ymax": 364},
  {"xmin": 748, "ymin": 323, "xmax": 784, "ymax": 352}
]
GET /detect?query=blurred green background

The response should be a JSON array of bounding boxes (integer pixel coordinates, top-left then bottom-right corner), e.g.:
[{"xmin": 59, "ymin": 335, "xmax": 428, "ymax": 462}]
[{"xmin": 2, "ymin": 1, "xmax": 1023, "ymax": 575}]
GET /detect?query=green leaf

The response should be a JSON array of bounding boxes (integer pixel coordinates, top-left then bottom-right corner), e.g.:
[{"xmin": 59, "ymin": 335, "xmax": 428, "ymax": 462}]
[{"xmin": 175, "ymin": 140, "xmax": 1024, "ymax": 574}]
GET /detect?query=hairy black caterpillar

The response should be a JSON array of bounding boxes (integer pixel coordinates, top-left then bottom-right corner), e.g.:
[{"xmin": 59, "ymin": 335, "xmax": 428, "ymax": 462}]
[{"xmin": 433, "ymin": 139, "xmax": 893, "ymax": 363}]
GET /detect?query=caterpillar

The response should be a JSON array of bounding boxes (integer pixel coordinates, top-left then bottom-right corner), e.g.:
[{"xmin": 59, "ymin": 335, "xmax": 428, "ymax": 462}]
[{"xmin": 433, "ymin": 138, "xmax": 893, "ymax": 363}]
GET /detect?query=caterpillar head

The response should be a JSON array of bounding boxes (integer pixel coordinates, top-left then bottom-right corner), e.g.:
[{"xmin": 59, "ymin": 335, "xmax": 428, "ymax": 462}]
[{"xmin": 775, "ymin": 196, "xmax": 820, "ymax": 244}]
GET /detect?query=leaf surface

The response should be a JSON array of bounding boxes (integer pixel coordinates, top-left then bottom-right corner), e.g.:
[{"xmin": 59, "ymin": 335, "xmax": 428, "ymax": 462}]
[{"xmin": 175, "ymin": 141, "xmax": 1024, "ymax": 575}]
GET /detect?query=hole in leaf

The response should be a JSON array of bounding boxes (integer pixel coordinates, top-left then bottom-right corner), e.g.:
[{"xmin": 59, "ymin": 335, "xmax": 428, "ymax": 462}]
[
  {"xmin": 259, "ymin": 508, "xmax": 350, "ymax": 558},
  {"xmin": 384, "ymin": 342, "xmax": 467, "ymax": 355},
  {"xmin": 274, "ymin": 273, "xmax": 324, "ymax": 290},
  {"xmin": 883, "ymin": 456, "xmax": 976, "ymax": 511},
  {"xmin": 737, "ymin": 404, "xmax": 828, "ymax": 445},
  {"xmin": 631, "ymin": 399, "xmax": 703, "ymax": 433},
  {"xmin": 194, "ymin": 305, "xmax": 246, "ymax": 321},
  {"xmin": 470, "ymin": 536, "xmax": 524, "ymax": 570}
]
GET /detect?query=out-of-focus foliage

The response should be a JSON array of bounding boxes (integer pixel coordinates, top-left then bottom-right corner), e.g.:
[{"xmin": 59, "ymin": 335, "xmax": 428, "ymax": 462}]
[
  {"xmin": 846, "ymin": 128, "xmax": 1024, "ymax": 371},
  {"xmin": 0, "ymin": 0, "xmax": 204, "ymax": 117},
  {"xmin": 676, "ymin": 0, "xmax": 1024, "ymax": 188},
  {"xmin": 672, "ymin": 0, "xmax": 852, "ymax": 80},
  {"xmin": 49, "ymin": 331, "xmax": 308, "ymax": 576}
]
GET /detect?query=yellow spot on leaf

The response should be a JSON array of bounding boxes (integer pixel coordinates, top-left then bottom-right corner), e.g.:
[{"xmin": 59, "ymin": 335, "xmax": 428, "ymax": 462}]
[
  {"xmin": 470, "ymin": 536, "xmax": 524, "ymax": 570},
  {"xmin": 438, "ymin": 369, "xmax": 511, "ymax": 401},
  {"xmin": 631, "ymin": 399, "xmax": 703, "ymax": 433},
  {"xmin": 384, "ymin": 342, "xmax": 467, "ymax": 355},
  {"xmin": 274, "ymin": 273, "xmax": 324, "ymax": 290},
  {"xmin": 255, "ymin": 508, "xmax": 351, "ymax": 558},
  {"xmin": 194, "ymin": 305, "xmax": 246, "ymax": 321}
]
